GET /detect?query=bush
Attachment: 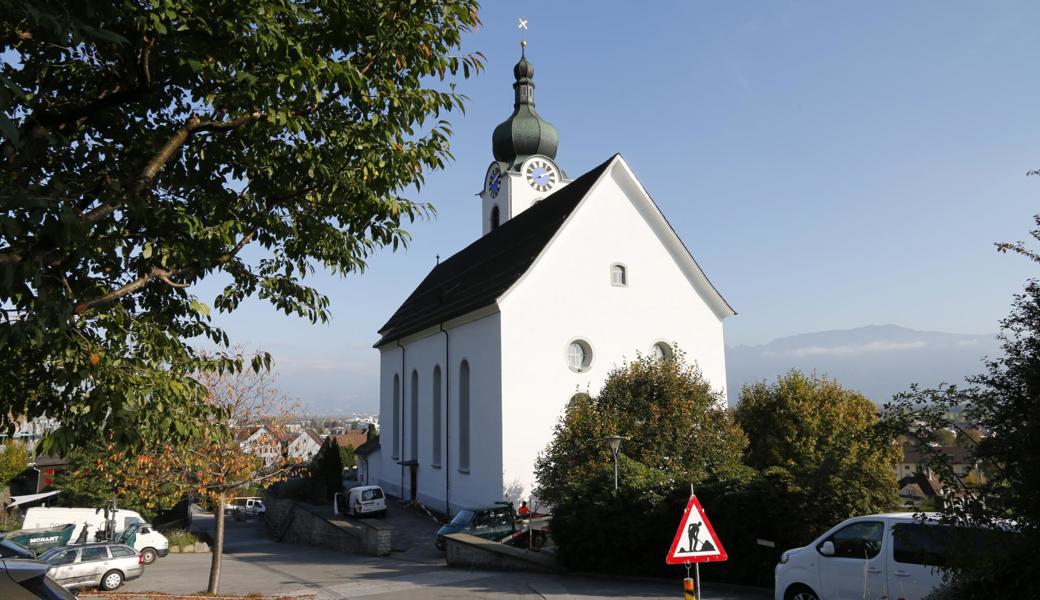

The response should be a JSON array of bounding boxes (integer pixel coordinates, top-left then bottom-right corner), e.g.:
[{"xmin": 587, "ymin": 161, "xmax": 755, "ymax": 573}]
[
  {"xmin": 164, "ymin": 529, "xmax": 200, "ymax": 548},
  {"xmin": 537, "ymin": 353, "xmax": 749, "ymax": 578}
]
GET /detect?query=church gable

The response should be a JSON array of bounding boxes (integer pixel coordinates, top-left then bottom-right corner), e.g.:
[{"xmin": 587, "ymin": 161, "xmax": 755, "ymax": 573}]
[
  {"xmin": 501, "ymin": 155, "xmax": 735, "ymax": 321},
  {"xmin": 374, "ymin": 156, "xmax": 614, "ymax": 347}
]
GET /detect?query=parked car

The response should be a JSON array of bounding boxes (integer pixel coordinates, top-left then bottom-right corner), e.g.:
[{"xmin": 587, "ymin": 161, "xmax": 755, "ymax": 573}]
[
  {"xmin": 774, "ymin": 512, "xmax": 993, "ymax": 600},
  {"xmin": 340, "ymin": 485, "xmax": 386, "ymax": 518},
  {"xmin": 39, "ymin": 543, "xmax": 143, "ymax": 591},
  {"xmin": 0, "ymin": 558, "xmax": 75, "ymax": 600},
  {"xmin": 435, "ymin": 503, "xmax": 515, "ymax": 550},
  {"xmin": 0, "ymin": 538, "xmax": 37, "ymax": 559},
  {"xmin": 23, "ymin": 507, "xmax": 169, "ymax": 562},
  {"xmin": 225, "ymin": 497, "xmax": 266, "ymax": 518}
]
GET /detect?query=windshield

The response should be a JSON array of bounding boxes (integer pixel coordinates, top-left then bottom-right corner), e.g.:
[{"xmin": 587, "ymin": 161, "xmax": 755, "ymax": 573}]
[
  {"xmin": 38, "ymin": 547, "xmax": 64, "ymax": 561},
  {"xmin": 361, "ymin": 489, "xmax": 384, "ymax": 501},
  {"xmin": 449, "ymin": 510, "xmax": 475, "ymax": 526}
]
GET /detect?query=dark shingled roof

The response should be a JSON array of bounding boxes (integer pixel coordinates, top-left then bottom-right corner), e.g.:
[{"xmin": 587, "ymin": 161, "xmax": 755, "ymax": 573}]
[{"xmin": 376, "ymin": 155, "xmax": 617, "ymax": 347}]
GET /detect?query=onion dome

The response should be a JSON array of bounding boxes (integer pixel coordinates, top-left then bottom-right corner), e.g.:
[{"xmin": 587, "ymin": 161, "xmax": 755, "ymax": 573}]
[{"xmin": 492, "ymin": 44, "xmax": 559, "ymax": 170}]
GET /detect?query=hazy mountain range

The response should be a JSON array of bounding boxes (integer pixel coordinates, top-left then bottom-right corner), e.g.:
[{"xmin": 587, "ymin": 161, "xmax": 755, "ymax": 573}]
[{"xmin": 725, "ymin": 325, "xmax": 1001, "ymax": 406}]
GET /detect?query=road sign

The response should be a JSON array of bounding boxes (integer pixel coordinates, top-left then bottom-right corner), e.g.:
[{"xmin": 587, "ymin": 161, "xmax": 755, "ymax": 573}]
[{"xmin": 665, "ymin": 494, "xmax": 727, "ymax": 564}]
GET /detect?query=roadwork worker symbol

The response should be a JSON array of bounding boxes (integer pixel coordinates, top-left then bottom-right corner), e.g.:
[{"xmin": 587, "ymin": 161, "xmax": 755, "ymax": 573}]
[{"xmin": 665, "ymin": 495, "xmax": 727, "ymax": 564}]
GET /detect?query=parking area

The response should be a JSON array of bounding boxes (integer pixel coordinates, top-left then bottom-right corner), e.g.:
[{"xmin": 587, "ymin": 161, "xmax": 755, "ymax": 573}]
[{"xmin": 112, "ymin": 502, "xmax": 769, "ymax": 600}]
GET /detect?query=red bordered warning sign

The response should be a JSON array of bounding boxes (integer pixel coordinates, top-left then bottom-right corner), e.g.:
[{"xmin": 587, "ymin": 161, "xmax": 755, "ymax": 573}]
[{"xmin": 665, "ymin": 494, "xmax": 727, "ymax": 564}]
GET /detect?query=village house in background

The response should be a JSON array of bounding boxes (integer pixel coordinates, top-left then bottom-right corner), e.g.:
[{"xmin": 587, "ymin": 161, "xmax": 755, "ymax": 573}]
[
  {"xmin": 893, "ymin": 441, "xmax": 986, "ymax": 508},
  {"xmin": 372, "ymin": 46, "xmax": 733, "ymax": 513}
]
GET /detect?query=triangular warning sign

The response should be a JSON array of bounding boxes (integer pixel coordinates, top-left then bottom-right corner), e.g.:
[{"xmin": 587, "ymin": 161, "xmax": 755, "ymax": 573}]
[{"xmin": 665, "ymin": 494, "xmax": 727, "ymax": 564}]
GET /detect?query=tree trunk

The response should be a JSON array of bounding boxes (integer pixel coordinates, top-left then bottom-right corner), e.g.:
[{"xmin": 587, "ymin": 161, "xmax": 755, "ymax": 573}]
[{"xmin": 207, "ymin": 494, "xmax": 225, "ymax": 595}]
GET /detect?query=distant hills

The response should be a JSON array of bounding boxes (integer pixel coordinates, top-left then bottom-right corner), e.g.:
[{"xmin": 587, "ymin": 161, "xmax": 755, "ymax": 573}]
[{"xmin": 725, "ymin": 325, "xmax": 1001, "ymax": 406}]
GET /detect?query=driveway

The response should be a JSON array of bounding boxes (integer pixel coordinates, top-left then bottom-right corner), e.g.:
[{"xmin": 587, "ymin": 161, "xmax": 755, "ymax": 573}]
[{"xmin": 117, "ymin": 503, "xmax": 769, "ymax": 600}]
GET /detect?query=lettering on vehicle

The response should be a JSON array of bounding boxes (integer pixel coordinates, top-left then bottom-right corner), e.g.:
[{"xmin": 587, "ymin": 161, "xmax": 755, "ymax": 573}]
[{"xmin": 31, "ymin": 536, "xmax": 60, "ymax": 544}]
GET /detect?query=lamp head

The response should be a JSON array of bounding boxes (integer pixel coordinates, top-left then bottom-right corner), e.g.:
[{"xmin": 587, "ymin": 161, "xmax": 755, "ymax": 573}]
[{"xmin": 605, "ymin": 435, "xmax": 627, "ymax": 454}]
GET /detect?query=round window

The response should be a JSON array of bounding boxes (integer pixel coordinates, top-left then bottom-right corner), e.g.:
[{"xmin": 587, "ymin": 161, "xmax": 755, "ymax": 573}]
[
  {"xmin": 651, "ymin": 342, "xmax": 673, "ymax": 361},
  {"xmin": 566, "ymin": 340, "xmax": 593, "ymax": 372}
]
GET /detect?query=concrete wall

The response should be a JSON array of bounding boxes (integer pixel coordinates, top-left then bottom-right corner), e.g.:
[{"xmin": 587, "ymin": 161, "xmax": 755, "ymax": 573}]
[
  {"xmin": 377, "ymin": 314, "xmax": 504, "ymax": 514},
  {"xmin": 444, "ymin": 533, "xmax": 560, "ymax": 573},
  {"xmin": 264, "ymin": 494, "xmax": 390, "ymax": 556},
  {"xmin": 499, "ymin": 157, "xmax": 730, "ymax": 502}
]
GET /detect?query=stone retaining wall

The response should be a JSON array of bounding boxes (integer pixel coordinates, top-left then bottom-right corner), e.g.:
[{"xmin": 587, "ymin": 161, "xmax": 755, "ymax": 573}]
[
  {"xmin": 445, "ymin": 533, "xmax": 561, "ymax": 573},
  {"xmin": 264, "ymin": 493, "xmax": 391, "ymax": 556}
]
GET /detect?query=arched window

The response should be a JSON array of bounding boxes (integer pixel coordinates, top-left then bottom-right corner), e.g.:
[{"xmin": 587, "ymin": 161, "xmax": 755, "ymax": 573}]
[
  {"xmin": 610, "ymin": 263, "xmax": 627, "ymax": 286},
  {"xmin": 651, "ymin": 341, "xmax": 674, "ymax": 361},
  {"xmin": 392, "ymin": 374, "xmax": 400, "ymax": 459},
  {"xmin": 490, "ymin": 205, "xmax": 500, "ymax": 230},
  {"xmin": 410, "ymin": 370, "xmax": 419, "ymax": 460},
  {"xmin": 458, "ymin": 360, "xmax": 470, "ymax": 472},
  {"xmin": 432, "ymin": 366, "xmax": 442, "ymax": 467},
  {"xmin": 568, "ymin": 393, "xmax": 591, "ymax": 409}
]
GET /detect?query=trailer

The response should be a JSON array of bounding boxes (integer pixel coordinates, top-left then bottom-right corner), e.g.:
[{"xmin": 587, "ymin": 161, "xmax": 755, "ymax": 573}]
[{"xmin": 1, "ymin": 523, "xmax": 79, "ymax": 555}]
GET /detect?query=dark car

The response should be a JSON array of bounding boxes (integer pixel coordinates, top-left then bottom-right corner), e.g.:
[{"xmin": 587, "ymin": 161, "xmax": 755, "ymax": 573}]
[
  {"xmin": 0, "ymin": 558, "xmax": 75, "ymax": 600},
  {"xmin": 435, "ymin": 503, "xmax": 515, "ymax": 550},
  {"xmin": 0, "ymin": 538, "xmax": 36, "ymax": 559}
]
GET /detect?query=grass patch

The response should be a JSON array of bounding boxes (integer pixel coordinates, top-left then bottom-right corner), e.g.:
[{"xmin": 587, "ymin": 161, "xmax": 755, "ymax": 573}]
[{"xmin": 164, "ymin": 529, "xmax": 201, "ymax": 547}]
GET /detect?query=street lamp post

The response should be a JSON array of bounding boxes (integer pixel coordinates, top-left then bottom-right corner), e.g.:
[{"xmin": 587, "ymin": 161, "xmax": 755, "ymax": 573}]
[{"xmin": 604, "ymin": 435, "xmax": 627, "ymax": 491}]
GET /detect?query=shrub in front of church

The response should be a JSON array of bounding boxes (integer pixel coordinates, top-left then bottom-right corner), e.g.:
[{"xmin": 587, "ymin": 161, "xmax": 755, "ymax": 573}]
[
  {"xmin": 535, "ymin": 352, "xmax": 750, "ymax": 576},
  {"xmin": 734, "ymin": 371, "xmax": 901, "ymax": 551}
]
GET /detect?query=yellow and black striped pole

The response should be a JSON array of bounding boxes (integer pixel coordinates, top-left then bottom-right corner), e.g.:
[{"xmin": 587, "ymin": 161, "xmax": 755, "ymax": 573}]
[{"xmin": 683, "ymin": 576, "xmax": 695, "ymax": 600}]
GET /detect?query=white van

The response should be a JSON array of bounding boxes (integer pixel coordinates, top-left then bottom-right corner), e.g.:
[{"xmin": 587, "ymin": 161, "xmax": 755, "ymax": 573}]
[
  {"xmin": 225, "ymin": 497, "xmax": 265, "ymax": 517},
  {"xmin": 22, "ymin": 507, "xmax": 169, "ymax": 564},
  {"xmin": 338, "ymin": 485, "xmax": 386, "ymax": 518},
  {"xmin": 775, "ymin": 513, "xmax": 959, "ymax": 600}
]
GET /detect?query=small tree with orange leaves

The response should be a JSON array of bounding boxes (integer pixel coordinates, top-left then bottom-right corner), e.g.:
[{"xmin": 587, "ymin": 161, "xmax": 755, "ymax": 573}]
[{"xmin": 57, "ymin": 354, "xmax": 297, "ymax": 594}]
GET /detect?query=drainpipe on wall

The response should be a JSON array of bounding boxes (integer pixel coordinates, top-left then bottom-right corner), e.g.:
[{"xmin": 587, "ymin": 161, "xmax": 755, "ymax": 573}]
[
  {"xmin": 397, "ymin": 340, "xmax": 406, "ymax": 500},
  {"xmin": 440, "ymin": 324, "xmax": 451, "ymax": 515}
]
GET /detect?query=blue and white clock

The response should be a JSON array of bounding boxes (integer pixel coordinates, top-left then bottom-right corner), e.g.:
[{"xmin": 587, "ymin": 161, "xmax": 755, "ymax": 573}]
[
  {"xmin": 525, "ymin": 157, "xmax": 558, "ymax": 193},
  {"xmin": 485, "ymin": 162, "xmax": 503, "ymax": 198}
]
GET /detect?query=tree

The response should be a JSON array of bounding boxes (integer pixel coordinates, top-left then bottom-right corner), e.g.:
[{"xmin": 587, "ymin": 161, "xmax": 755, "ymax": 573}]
[
  {"xmin": 0, "ymin": 0, "xmax": 483, "ymax": 453},
  {"xmin": 535, "ymin": 351, "xmax": 748, "ymax": 574},
  {"xmin": 735, "ymin": 371, "xmax": 901, "ymax": 548},
  {"xmin": 0, "ymin": 441, "xmax": 28, "ymax": 487},
  {"xmin": 339, "ymin": 444, "xmax": 357, "ymax": 469},
  {"xmin": 53, "ymin": 442, "xmax": 181, "ymax": 522},
  {"xmin": 54, "ymin": 358, "xmax": 295, "ymax": 594},
  {"xmin": 932, "ymin": 428, "xmax": 957, "ymax": 447},
  {"xmin": 883, "ymin": 212, "xmax": 1040, "ymax": 599},
  {"xmin": 311, "ymin": 437, "xmax": 344, "ymax": 499}
]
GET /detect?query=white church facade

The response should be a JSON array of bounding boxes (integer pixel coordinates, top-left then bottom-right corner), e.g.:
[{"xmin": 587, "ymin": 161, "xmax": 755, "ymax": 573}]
[{"xmin": 373, "ymin": 47, "xmax": 734, "ymax": 514}]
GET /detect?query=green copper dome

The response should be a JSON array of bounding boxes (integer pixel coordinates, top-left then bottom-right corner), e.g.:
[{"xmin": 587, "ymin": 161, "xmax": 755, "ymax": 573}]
[{"xmin": 492, "ymin": 48, "xmax": 559, "ymax": 171}]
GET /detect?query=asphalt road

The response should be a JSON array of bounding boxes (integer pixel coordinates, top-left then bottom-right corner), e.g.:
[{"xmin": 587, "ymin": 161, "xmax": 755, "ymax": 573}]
[{"xmin": 117, "ymin": 503, "xmax": 770, "ymax": 600}]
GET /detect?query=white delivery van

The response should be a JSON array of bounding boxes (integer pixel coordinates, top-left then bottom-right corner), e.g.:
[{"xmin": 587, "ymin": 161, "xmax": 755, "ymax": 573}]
[
  {"xmin": 22, "ymin": 507, "xmax": 169, "ymax": 564},
  {"xmin": 773, "ymin": 513, "xmax": 993, "ymax": 600}
]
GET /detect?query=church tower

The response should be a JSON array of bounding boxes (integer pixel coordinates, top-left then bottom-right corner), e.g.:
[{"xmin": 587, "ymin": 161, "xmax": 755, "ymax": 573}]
[{"xmin": 479, "ymin": 44, "xmax": 570, "ymax": 235}]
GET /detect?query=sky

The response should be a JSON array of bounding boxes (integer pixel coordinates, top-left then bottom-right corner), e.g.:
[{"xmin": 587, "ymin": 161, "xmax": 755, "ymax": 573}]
[{"xmin": 192, "ymin": 1, "xmax": 1040, "ymax": 413}]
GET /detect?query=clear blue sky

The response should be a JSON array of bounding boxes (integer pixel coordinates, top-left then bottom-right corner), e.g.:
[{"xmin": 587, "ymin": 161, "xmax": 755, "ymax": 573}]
[{"xmin": 195, "ymin": 1, "xmax": 1040, "ymax": 413}]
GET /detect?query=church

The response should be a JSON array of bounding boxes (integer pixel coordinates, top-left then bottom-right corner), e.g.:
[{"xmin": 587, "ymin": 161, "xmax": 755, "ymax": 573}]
[{"xmin": 372, "ymin": 45, "xmax": 734, "ymax": 514}]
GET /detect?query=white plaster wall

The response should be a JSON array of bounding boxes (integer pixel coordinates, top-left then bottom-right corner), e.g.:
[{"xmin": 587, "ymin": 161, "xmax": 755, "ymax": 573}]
[
  {"xmin": 376, "ymin": 313, "xmax": 505, "ymax": 513},
  {"xmin": 498, "ymin": 161, "xmax": 729, "ymax": 502},
  {"xmin": 377, "ymin": 346, "xmax": 404, "ymax": 497}
]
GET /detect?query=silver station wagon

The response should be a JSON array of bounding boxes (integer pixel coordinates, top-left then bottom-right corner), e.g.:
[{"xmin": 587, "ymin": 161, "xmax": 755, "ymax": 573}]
[{"xmin": 39, "ymin": 543, "xmax": 144, "ymax": 591}]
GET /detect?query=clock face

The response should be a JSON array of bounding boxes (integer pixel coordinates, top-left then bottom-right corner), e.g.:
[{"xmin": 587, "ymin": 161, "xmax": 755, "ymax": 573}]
[
  {"xmin": 525, "ymin": 158, "xmax": 558, "ymax": 193},
  {"xmin": 485, "ymin": 163, "xmax": 502, "ymax": 198}
]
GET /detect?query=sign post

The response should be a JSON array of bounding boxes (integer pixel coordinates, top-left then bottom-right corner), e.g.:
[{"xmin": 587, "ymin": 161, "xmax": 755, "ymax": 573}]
[{"xmin": 665, "ymin": 494, "xmax": 726, "ymax": 600}]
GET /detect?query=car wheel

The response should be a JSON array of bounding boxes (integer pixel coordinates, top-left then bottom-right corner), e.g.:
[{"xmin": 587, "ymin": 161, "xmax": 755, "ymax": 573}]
[
  {"xmin": 100, "ymin": 570, "xmax": 124, "ymax": 591},
  {"xmin": 141, "ymin": 547, "xmax": 157, "ymax": 564},
  {"xmin": 785, "ymin": 584, "xmax": 819, "ymax": 600}
]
